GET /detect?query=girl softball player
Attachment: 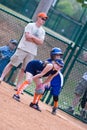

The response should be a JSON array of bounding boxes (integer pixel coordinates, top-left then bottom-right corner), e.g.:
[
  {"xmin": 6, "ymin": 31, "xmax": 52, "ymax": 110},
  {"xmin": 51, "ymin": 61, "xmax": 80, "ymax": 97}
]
[{"xmin": 13, "ymin": 58, "xmax": 64, "ymax": 111}]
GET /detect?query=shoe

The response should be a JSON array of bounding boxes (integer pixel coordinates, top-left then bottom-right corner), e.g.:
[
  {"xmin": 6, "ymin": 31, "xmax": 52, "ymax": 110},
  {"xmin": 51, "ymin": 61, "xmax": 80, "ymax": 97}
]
[
  {"xmin": 13, "ymin": 94, "xmax": 20, "ymax": 102},
  {"xmin": 80, "ymin": 109, "xmax": 86, "ymax": 119},
  {"xmin": 29, "ymin": 102, "xmax": 41, "ymax": 112},
  {"xmin": 14, "ymin": 88, "xmax": 24, "ymax": 95},
  {"xmin": 85, "ymin": 112, "xmax": 87, "ymax": 120},
  {"xmin": 21, "ymin": 92, "xmax": 24, "ymax": 95},
  {"xmin": 52, "ymin": 107, "xmax": 57, "ymax": 115},
  {"xmin": 0, "ymin": 78, "xmax": 2, "ymax": 83},
  {"xmin": 14, "ymin": 88, "xmax": 18, "ymax": 91},
  {"xmin": 75, "ymin": 110, "xmax": 87, "ymax": 123},
  {"xmin": 65, "ymin": 106, "xmax": 74, "ymax": 114}
]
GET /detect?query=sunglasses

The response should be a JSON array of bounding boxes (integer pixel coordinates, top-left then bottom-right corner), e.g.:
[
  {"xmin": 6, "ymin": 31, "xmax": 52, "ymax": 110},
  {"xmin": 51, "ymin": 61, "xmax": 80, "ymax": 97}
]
[{"xmin": 40, "ymin": 17, "xmax": 47, "ymax": 21}]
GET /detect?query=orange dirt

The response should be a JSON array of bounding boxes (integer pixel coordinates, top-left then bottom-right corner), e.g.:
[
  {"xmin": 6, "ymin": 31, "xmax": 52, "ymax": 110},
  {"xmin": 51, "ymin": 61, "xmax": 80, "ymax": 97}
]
[{"xmin": 0, "ymin": 82, "xmax": 87, "ymax": 130}]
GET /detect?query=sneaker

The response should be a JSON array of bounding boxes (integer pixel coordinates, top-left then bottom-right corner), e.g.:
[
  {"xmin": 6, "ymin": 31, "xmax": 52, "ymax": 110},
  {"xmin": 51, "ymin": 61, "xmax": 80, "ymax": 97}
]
[
  {"xmin": 52, "ymin": 107, "xmax": 57, "ymax": 115},
  {"xmin": 85, "ymin": 112, "xmax": 87, "ymax": 120},
  {"xmin": 21, "ymin": 92, "xmax": 24, "ymax": 95},
  {"xmin": 14, "ymin": 88, "xmax": 24, "ymax": 95},
  {"xmin": 80, "ymin": 109, "xmax": 86, "ymax": 119},
  {"xmin": 13, "ymin": 94, "xmax": 20, "ymax": 102},
  {"xmin": 0, "ymin": 78, "xmax": 3, "ymax": 83},
  {"xmin": 14, "ymin": 88, "xmax": 18, "ymax": 91},
  {"xmin": 29, "ymin": 102, "xmax": 41, "ymax": 112},
  {"xmin": 0, "ymin": 78, "xmax": 2, "ymax": 83},
  {"xmin": 65, "ymin": 106, "xmax": 74, "ymax": 114}
]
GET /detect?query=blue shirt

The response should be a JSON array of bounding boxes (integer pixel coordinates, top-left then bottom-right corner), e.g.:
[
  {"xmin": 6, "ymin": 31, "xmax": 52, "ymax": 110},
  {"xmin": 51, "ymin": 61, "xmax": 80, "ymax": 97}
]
[
  {"xmin": 0, "ymin": 46, "xmax": 15, "ymax": 76},
  {"xmin": 0, "ymin": 46, "xmax": 15, "ymax": 58},
  {"xmin": 47, "ymin": 58, "xmax": 64, "ymax": 96},
  {"xmin": 25, "ymin": 60, "xmax": 57, "ymax": 77}
]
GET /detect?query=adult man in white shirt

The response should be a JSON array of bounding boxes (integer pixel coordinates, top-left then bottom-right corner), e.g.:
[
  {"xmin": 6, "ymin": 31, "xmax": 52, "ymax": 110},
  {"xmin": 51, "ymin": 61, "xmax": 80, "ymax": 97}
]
[{"xmin": 0, "ymin": 12, "xmax": 48, "ymax": 90}]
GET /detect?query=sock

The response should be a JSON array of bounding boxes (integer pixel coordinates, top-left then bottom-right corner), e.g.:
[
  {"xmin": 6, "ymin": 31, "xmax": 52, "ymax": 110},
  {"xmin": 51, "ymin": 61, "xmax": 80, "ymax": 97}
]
[
  {"xmin": 37, "ymin": 94, "xmax": 43, "ymax": 103},
  {"xmin": 32, "ymin": 93, "xmax": 39, "ymax": 104},
  {"xmin": 54, "ymin": 101, "xmax": 58, "ymax": 108},
  {"xmin": 16, "ymin": 80, "xmax": 29, "ymax": 95},
  {"xmin": 32, "ymin": 93, "xmax": 43, "ymax": 104}
]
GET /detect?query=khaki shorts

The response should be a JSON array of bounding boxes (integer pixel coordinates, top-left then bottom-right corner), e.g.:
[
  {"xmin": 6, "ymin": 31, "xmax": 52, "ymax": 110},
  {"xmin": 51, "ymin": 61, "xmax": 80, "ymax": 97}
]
[
  {"xmin": 10, "ymin": 48, "xmax": 34, "ymax": 69},
  {"xmin": 75, "ymin": 78, "xmax": 87, "ymax": 96}
]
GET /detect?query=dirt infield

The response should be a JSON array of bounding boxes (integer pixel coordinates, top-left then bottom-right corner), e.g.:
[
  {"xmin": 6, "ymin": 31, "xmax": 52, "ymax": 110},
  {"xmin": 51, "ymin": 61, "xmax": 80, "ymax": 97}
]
[{"xmin": 0, "ymin": 82, "xmax": 87, "ymax": 130}]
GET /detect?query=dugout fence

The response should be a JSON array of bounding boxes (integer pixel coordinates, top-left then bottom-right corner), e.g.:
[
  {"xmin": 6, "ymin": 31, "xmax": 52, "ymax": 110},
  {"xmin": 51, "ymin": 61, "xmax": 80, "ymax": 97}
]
[
  {"xmin": 0, "ymin": 0, "xmax": 86, "ymax": 41},
  {"xmin": 0, "ymin": 5, "xmax": 87, "ymax": 123}
]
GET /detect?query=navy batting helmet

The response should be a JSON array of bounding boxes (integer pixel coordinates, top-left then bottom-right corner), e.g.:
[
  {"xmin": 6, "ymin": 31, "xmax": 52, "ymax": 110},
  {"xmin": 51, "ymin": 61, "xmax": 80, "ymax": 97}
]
[
  {"xmin": 55, "ymin": 59, "xmax": 64, "ymax": 67},
  {"xmin": 50, "ymin": 47, "xmax": 63, "ymax": 56}
]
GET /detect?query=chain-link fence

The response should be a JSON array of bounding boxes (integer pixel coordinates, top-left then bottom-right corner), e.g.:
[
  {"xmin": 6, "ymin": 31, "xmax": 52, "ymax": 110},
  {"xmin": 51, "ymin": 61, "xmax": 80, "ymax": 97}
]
[
  {"xmin": 0, "ymin": 7, "xmax": 87, "ymax": 123},
  {"xmin": 0, "ymin": 1, "xmax": 85, "ymax": 41}
]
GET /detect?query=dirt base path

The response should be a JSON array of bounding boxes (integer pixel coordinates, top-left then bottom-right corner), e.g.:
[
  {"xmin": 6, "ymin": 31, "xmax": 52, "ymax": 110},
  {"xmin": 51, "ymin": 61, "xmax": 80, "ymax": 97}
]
[{"xmin": 0, "ymin": 82, "xmax": 87, "ymax": 130}]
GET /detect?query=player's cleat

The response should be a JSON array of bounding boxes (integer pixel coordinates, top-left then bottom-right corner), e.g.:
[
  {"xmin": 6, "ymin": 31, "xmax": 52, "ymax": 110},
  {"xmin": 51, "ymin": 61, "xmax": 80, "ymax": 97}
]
[
  {"xmin": 14, "ymin": 88, "xmax": 18, "ymax": 91},
  {"xmin": 51, "ymin": 107, "xmax": 57, "ymax": 115},
  {"xmin": 29, "ymin": 102, "xmax": 41, "ymax": 112},
  {"xmin": 65, "ymin": 106, "xmax": 74, "ymax": 114},
  {"xmin": 21, "ymin": 92, "xmax": 24, "ymax": 95},
  {"xmin": 0, "ymin": 78, "xmax": 2, "ymax": 83},
  {"xmin": 14, "ymin": 88, "xmax": 24, "ymax": 95},
  {"xmin": 13, "ymin": 94, "xmax": 20, "ymax": 102}
]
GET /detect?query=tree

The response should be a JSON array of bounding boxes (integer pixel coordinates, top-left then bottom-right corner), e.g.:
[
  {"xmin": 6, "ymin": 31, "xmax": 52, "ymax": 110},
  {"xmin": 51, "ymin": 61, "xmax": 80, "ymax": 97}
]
[
  {"xmin": 32, "ymin": 0, "xmax": 54, "ymax": 21},
  {"xmin": 76, "ymin": 0, "xmax": 87, "ymax": 7},
  {"xmin": 55, "ymin": 0, "xmax": 82, "ymax": 17}
]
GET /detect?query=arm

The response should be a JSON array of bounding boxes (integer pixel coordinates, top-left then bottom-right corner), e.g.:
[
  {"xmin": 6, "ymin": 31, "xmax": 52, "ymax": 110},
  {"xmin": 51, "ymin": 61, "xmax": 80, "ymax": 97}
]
[
  {"xmin": 43, "ymin": 71, "xmax": 59, "ymax": 85},
  {"xmin": 43, "ymin": 65, "xmax": 63, "ymax": 85},
  {"xmin": 33, "ymin": 64, "xmax": 53, "ymax": 80},
  {"xmin": 32, "ymin": 35, "xmax": 44, "ymax": 45},
  {"xmin": 25, "ymin": 32, "xmax": 34, "ymax": 42},
  {"xmin": 25, "ymin": 32, "xmax": 44, "ymax": 45}
]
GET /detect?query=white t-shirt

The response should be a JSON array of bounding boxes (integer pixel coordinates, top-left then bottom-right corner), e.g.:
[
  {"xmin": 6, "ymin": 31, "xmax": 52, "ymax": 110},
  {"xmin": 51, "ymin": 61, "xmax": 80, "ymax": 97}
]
[{"xmin": 18, "ymin": 23, "xmax": 45, "ymax": 56}]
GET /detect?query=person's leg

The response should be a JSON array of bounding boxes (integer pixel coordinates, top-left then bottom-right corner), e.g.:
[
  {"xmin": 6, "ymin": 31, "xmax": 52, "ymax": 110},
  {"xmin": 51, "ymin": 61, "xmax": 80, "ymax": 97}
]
[
  {"xmin": 15, "ymin": 68, "xmax": 25, "ymax": 90},
  {"xmin": 31, "ymin": 78, "xmax": 43, "ymax": 103},
  {"xmin": 29, "ymin": 78, "xmax": 43, "ymax": 111},
  {"xmin": 80, "ymin": 103, "xmax": 87, "ymax": 119},
  {"xmin": 30, "ymin": 92, "xmax": 42, "ymax": 112},
  {"xmin": 32, "ymin": 93, "xmax": 43, "ymax": 104},
  {"xmin": 37, "ymin": 94, "xmax": 43, "ymax": 102},
  {"xmin": 32, "ymin": 93, "xmax": 40, "ymax": 104},
  {"xmin": 66, "ymin": 94, "xmax": 81, "ymax": 114},
  {"xmin": 85, "ymin": 103, "xmax": 87, "ymax": 119},
  {"xmin": 16, "ymin": 80, "xmax": 29, "ymax": 95},
  {"xmin": 71, "ymin": 94, "xmax": 81, "ymax": 108},
  {"xmin": 52, "ymin": 96, "xmax": 58, "ymax": 115},
  {"xmin": 17, "ymin": 72, "xmax": 33, "ymax": 94},
  {"xmin": 15, "ymin": 52, "xmax": 34, "ymax": 90},
  {"xmin": 85, "ymin": 102, "xmax": 87, "ymax": 110},
  {"xmin": 2, "ymin": 48, "xmax": 26, "ymax": 85},
  {"xmin": 13, "ymin": 72, "xmax": 33, "ymax": 101},
  {"xmin": 66, "ymin": 79, "xmax": 85, "ymax": 114},
  {"xmin": 80, "ymin": 90, "xmax": 87, "ymax": 119},
  {"xmin": 0, "ymin": 62, "xmax": 13, "ymax": 82}
]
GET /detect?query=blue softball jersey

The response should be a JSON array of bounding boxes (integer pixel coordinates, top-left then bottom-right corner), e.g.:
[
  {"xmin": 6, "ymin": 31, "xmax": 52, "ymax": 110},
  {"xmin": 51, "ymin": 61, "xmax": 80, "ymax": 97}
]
[
  {"xmin": 25, "ymin": 60, "xmax": 57, "ymax": 76},
  {"xmin": 47, "ymin": 58, "xmax": 64, "ymax": 96}
]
